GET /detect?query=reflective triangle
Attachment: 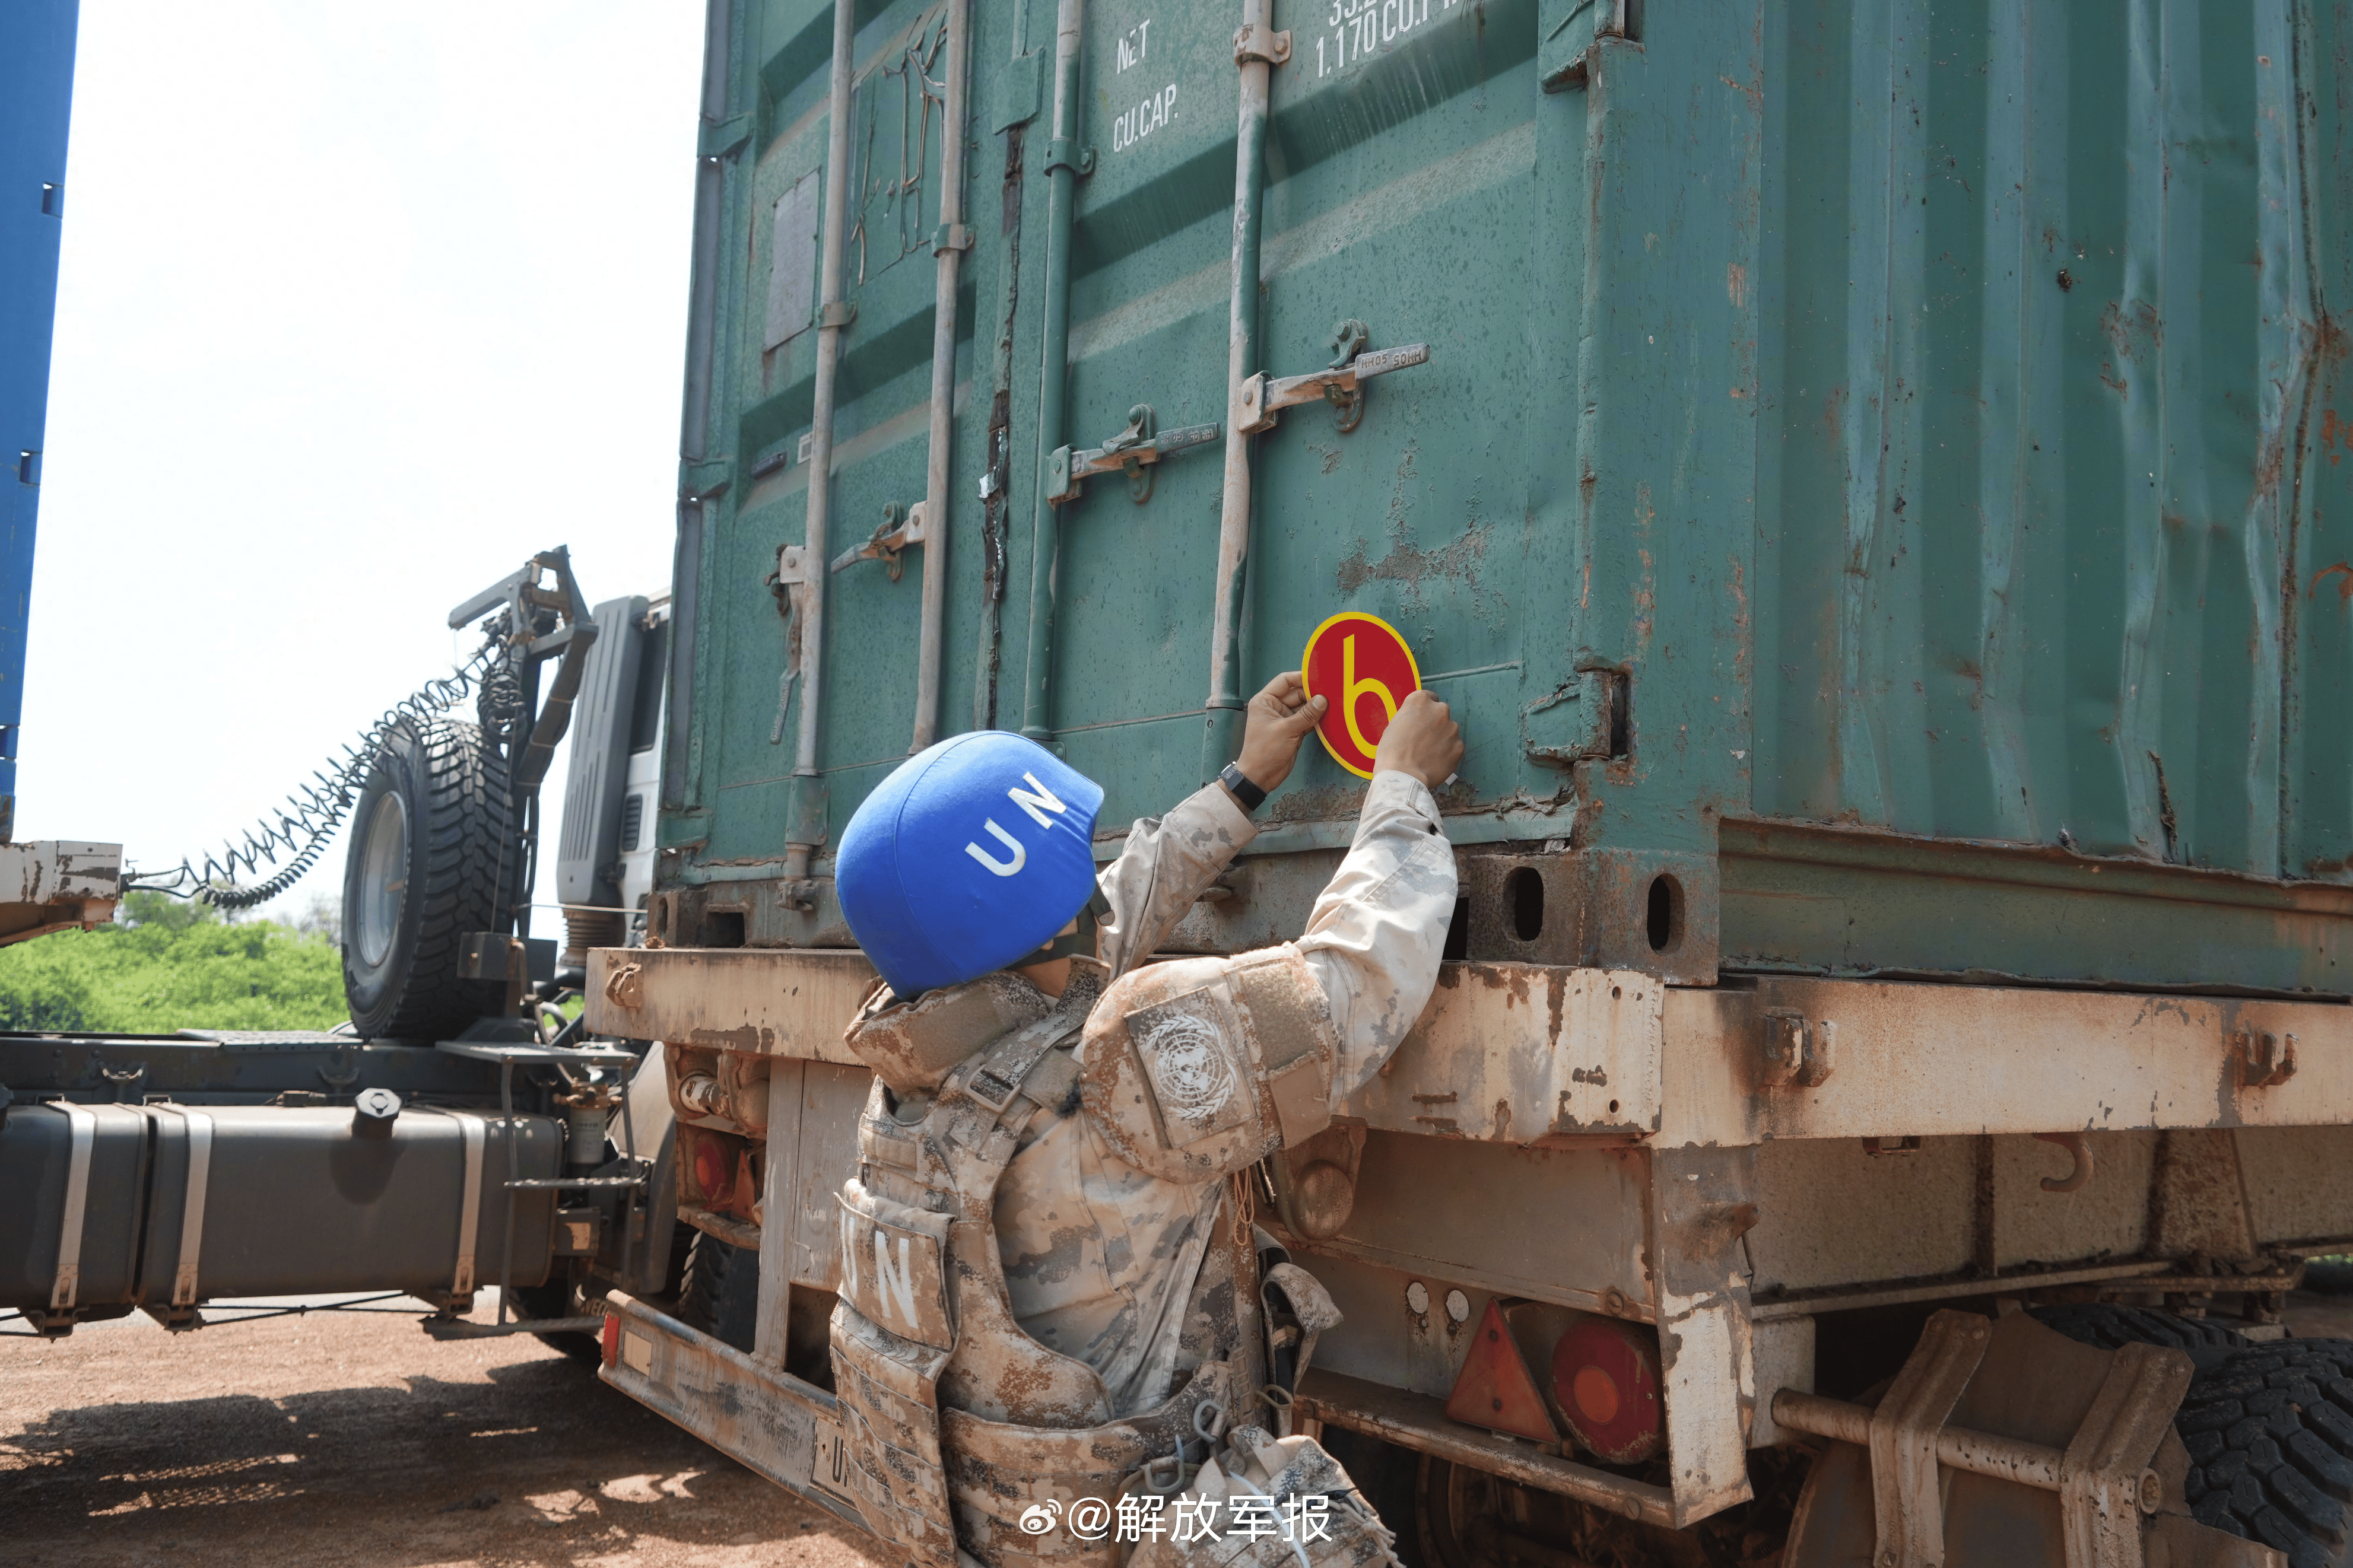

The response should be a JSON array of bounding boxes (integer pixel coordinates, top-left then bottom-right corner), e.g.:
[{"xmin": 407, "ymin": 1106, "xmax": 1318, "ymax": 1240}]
[{"xmin": 1443, "ymin": 1297, "xmax": 1561, "ymax": 1444}]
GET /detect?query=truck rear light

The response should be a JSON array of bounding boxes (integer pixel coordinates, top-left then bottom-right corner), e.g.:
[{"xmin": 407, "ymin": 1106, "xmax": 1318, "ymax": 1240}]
[
  {"xmin": 1548, "ymin": 1315, "xmax": 1664, "ymax": 1464},
  {"xmin": 601, "ymin": 1312, "xmax": 620, "ymax": 1367}
]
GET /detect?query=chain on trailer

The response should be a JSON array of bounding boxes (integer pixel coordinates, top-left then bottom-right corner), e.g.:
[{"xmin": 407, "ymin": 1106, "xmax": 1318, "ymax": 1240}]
[
  {"xmin": 124, "ymin": 548, "xmax": 596, "ymax": 914},
  {"xmin": 122, "ymin": 635, "xmax": 503, "ymax": 909}
]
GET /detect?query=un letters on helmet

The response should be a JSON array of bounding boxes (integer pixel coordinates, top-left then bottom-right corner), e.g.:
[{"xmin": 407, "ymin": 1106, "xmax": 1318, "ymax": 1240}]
[{"xmin": 1082, "ymin": 949, "xmax": 1338, "ymax": 1184}]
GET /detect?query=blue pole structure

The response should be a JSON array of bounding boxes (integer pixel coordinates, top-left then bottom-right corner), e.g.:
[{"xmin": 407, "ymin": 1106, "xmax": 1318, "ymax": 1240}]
[{"xmin": 0, "ymin": 0, "xmax": 80, "ymax": 842}]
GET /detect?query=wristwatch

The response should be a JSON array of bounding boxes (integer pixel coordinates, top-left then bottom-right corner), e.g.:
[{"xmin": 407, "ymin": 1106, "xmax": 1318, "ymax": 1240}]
[{"xmin": 1218, "ymin": 761, "xmax": 1267, "ymax": 813}]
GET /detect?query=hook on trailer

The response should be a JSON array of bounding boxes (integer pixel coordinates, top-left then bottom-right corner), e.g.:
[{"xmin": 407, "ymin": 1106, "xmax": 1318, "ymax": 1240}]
[{"xmin": 2033, "ymin": 1131, "xmax": 2094, "ymax": 1194}]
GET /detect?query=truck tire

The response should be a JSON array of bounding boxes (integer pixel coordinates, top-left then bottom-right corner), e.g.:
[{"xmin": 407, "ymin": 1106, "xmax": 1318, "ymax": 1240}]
[
  {"xmin": 341, "ymin": 717, "xmax": 517, "ymax": 1041},
  {"xmin": 678, "ymin": 1231, "xmax": 759, "ymax": 1353},
  {"xmin": 2028, "ymin": 1302, "xmax": 2250, "ymax": 1359},
  {"xmin": 2174, "ymin": 1340, "xmax": 2353, "ymax": 1568}
]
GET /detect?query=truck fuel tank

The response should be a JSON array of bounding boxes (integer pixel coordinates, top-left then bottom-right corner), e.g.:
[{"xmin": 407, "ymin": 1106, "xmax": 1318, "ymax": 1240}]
[{"xmin": 0, "ymin": 1098, "xmax": 563, "ymax": 1329}]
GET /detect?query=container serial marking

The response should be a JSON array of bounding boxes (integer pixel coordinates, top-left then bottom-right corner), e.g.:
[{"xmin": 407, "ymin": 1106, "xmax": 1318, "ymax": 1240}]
[{"xmin": 1317, "ymin": 0, "xmax": 1457, "ymax": 75}]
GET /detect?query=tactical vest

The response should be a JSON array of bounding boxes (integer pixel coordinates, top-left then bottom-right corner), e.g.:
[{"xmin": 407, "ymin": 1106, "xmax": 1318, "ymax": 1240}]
[{"xmin": 831, "ymin": 946, "xmax": 1344, "ymax": 1568}]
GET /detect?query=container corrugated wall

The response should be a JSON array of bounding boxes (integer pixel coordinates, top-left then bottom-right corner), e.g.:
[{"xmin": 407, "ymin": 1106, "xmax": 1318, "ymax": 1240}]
[{"xmin": 1752, "ymin": 0, "xmax": 2353, "ymax": 883}]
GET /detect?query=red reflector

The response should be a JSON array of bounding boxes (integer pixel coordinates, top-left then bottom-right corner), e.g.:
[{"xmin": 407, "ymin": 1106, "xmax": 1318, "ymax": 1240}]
[
  {"xmin": 601, "ymin": 1313, "xmax": 621, "ymax": 1368},
  {"xmin": 691, "ymin": 1136, "xmax": 729, "ymax": 1204},
  {"xmin": 1549, "ymin": 1315, "xmax": 1665, "ymax": 1464},
  {"xmin": 1443, "ymin": 1298, "xmax": 1560, "ymax": 1444}
]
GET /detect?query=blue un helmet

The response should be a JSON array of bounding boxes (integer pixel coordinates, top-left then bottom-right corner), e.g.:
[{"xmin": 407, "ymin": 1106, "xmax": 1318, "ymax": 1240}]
[{"xmin": 834, "ymin": 731, "xmax": 1104, "ymax": 998}]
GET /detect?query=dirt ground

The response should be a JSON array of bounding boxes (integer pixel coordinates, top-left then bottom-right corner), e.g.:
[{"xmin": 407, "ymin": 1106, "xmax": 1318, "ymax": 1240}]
[
  {"xmin": 0, "ymin": 1292, "xmax": 885, "ymax": 1567},
  {"xmin": 11, "ymin": 1290, "xmax": 2353, "ymax": 1564}
]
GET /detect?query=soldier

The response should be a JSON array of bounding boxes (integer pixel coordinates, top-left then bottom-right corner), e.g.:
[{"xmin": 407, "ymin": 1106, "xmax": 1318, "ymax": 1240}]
[{"xmin": 828, "ymin": 670, "xmax": 1462, "ymax": 1568}]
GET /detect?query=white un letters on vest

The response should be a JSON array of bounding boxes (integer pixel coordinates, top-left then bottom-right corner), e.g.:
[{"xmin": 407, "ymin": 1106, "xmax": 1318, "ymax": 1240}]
[
  {"xmin": 963, "ymin": 772, "xmax": 1068, "ymax": 878},
  {"xmin": 836, "ymin": 1184, "xmax": 955, "ymax": 1350}
]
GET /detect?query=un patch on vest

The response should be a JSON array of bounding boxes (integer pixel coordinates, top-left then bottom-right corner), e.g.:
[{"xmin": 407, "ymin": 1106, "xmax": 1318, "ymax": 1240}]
[
  {"xmin": 1126, "ymin": 986, "xmax": 1253, "ymax": 1148},
  {"xmin": 837, "ymin": 1188, "xmax": 955, "ymax": 1351}
]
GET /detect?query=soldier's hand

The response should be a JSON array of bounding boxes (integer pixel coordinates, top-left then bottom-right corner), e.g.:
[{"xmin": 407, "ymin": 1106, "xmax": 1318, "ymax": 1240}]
[
  {"xmin": 1374, "ymin": 690, "xmax": 1462, "ymax": 790},
  {"xmin": 1234, "ymin": 671, "xmax": 1327, "ymax": 794}
]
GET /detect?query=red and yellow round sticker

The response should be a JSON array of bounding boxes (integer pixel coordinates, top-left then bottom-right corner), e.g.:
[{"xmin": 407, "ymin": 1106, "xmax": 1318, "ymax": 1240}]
[{"xmin": 1300, "ymin": 612, "xmax": 1421, "ymax": 779}]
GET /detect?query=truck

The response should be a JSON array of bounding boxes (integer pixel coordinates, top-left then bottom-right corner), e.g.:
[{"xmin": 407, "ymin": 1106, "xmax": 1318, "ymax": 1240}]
[
  {"xmin": 1, "ymin": 549, "xmax": 682, "ymax": 1355},
  {"xmin": 7, "ymin": 1, "xmax": 2352, "ymax": 1567},
  {"xmin": 577, "ymin": 1, "xmax": 2353, "ymax": 1566}
]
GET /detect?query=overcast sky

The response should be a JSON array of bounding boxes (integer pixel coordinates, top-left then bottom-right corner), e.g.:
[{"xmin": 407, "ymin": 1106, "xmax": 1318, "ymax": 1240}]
[{"xmin": 31, "ymin": 1, "xmax": 705, "ymax": 928}]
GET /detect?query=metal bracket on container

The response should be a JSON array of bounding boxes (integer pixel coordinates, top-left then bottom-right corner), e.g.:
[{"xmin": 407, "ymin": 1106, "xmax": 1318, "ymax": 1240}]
[
  {"xmin": 767, "ymin": 545, "xmax": 814, "ymax": 746},
  {"xmin": 2235, "ymin": 1029, "xmax": 2297, "ymax": 1089},
  {"xmin": 1234, "ymin": 21, "xmax": 1293, "ymax": 65},
  {"xmin": 831, "ymin": 502, "xmax": 928, "ymax": 581},
  {"xmin": 1048, "ymin": 405, "xmax": 1222, "ymax": 506},
  {"xmin": 1240, "ymin": 330, "xmax": 1429, "ymax": 436},
  {"xmin": 1759, "ymin": 1011, "xmax": 1833, "ymax": 1088},
  {"xmin": 932, "ymin": 222, "xmax": 973, "ymax": 256},
  {"xmin": 817, "ymin": 300, "xmax": 857, "ymax": 330},
  {"xmin": 1043, "ymin": 138, "xmax": 1095, "ymax": 177}
]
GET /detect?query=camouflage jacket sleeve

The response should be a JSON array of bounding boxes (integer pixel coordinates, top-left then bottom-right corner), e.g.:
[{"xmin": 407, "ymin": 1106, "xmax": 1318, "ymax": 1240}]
[
  {"xmin": 1295, "ymin": 769, "xmax": 1458, "ymax": 1099},
  {"xmin": 1094, "ymin": 783, "xmax": 1257, "ymax": 979}
]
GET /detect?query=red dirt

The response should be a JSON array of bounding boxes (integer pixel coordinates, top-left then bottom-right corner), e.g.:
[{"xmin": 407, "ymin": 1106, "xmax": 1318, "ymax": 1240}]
[{"xmin": 0, "ymin": 1293, "xmax": 885, "ymax": 1568}]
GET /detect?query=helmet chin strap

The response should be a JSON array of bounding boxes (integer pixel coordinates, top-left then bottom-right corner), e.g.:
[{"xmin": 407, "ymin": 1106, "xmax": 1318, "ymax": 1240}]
[{"xmin": 1034, "ymin": 885, "xmax": 1109, "ymax": 963}]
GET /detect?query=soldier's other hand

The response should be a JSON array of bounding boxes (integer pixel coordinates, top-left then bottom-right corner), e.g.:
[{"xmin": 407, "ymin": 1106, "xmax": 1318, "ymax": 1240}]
[
  {"xmin": 1235, "ymin": 671, "xmax": 1326, "ymax": 794},
  {"xmin": 1374, "ymin": 690, "xmax": 1461, "ymax": 790}
]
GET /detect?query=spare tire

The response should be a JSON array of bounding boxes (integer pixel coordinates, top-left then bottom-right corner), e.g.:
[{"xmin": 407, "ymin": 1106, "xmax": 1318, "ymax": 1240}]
[
  {"xmin": 341, "ymin": 717, "xmax": 519, "ymax": 1041},
  {"xmin": 2029, "ymin": 1302, "xmax": 2251, "ymax": 1360}
]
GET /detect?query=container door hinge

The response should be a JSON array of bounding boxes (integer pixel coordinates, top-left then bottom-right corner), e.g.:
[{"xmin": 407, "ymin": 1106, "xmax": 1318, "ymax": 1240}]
[
  {"xmin": 681, "ymin": 458, "xmax": 733, "ymax": 501},
  {"xmin": 1540, "ymin": 0, "xmax": 1641, "ymax": 92},
  {"xmin": 766, "ymin": 545, "xmax": 814, "ymax": 745},
  {"xmin": 698, "ymin": 112, "xmax": 753, "ymax": 160},
  {"xmin": 1520, "ymin": 669, "xmax": 1621, "ymax": 765},
  {"xmin": 1240, "ymin": 323, "xmax": 1428, "ymax": 436},
  {"xmin": 1049, "ymin": 405, "xmax": 1221, "ymax": 506}
]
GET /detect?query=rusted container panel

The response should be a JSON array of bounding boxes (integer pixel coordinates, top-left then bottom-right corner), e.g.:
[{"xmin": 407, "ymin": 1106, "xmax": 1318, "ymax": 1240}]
[{"xmin": 1751, "ymin": 0, "xmax": 2353, "ymax": 880}]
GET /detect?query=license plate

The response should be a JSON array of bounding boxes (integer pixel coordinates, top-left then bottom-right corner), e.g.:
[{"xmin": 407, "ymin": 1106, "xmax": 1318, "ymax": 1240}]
[{"xmin": 809, "ymin": 1416, "xmax": 856, "ymax": 1502}]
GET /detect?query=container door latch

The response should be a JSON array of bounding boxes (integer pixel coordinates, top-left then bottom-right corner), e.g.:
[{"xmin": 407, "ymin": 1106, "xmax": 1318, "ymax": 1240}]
[
  {"xmin": 1240, "ymin": 320, "xmax": 1428, "ymax": 436},
  {"xmin": 1047, "ymin": 404, "xmax": 1222, "ymax": 507}
]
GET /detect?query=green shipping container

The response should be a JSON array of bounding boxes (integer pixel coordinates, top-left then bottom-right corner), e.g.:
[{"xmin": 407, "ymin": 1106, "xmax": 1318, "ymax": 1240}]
[{"xmin": 653, "ymin": 0, "xmax": 2353, "ymax": 998}]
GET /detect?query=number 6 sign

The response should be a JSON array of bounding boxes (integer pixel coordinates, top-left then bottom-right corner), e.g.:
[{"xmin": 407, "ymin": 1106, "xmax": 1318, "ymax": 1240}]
[{"xmin": 1300, "ymin": 611, "xmax": 1422, "ymax": 779}]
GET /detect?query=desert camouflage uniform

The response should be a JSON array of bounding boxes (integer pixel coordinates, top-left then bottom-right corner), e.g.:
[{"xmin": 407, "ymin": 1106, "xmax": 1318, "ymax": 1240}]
[{"xmin": 830, "ymin": 771, "xmax": 1455, "ymax": 1568}]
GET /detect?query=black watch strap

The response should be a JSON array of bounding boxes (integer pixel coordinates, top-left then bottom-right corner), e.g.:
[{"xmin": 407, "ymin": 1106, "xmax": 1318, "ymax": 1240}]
[{"xmin": 1219, "ymin": 761, "xmax": 1267, "ymax": 813}]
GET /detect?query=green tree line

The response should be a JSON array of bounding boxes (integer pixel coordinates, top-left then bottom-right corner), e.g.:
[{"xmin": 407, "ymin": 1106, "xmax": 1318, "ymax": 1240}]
[{"xmin": 0, "ymin": 892, "xmax": 347, "ymax": 1033}]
